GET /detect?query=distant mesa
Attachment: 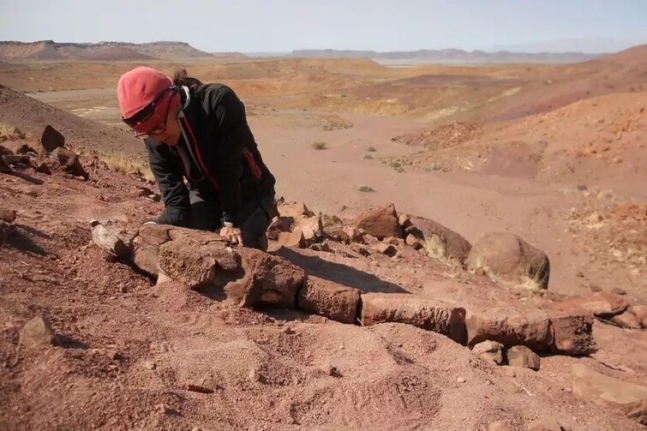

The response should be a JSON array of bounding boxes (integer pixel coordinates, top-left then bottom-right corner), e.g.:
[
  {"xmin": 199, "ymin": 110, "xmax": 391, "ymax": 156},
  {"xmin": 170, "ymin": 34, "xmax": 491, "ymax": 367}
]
[{"xmin": 0, "ymin": 40, "xmax": 215, "ymax": 61}]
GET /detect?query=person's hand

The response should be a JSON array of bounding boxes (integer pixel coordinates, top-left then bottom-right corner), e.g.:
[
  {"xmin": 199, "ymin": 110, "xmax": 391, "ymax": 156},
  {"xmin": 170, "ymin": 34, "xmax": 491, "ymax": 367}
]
[{"xmin": 219, "ymin": 225, "xmax": 243, "ymax": 245}]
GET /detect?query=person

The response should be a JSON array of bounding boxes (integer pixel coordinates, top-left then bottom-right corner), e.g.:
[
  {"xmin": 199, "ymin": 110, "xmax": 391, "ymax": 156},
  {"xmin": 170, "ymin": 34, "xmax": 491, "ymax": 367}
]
[{"xmin": 116, "ymin": 66, "xmax": 277, "ymax": 250}]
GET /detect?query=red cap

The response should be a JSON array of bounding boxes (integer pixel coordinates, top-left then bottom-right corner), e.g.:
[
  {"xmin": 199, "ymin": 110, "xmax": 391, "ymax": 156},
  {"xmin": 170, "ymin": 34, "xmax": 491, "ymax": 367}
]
[{"xmin": 117, "ymin": 66, "xmax": 173, "ymax": 119}]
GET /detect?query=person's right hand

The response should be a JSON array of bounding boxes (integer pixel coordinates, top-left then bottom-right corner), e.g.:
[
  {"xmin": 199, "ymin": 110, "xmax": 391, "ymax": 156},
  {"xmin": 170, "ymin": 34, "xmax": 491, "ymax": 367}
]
[{"xmin": 219, "ymin": 226, "xmax": 243, "ymax": 245}]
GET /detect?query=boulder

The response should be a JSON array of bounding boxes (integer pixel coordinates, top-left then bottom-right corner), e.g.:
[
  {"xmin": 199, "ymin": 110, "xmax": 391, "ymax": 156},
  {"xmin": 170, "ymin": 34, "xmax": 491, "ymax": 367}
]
[
  {"xmin": 611, "ymin": 311, "xmax": 642, "ymax": 329},
  {"xmin": 224, "ymin": 247, "xmax": 305, "ymax": 308},
  {"xmin": 49, "ymin": 147, "xmax": 89, "ymax": 179},
  {"xmin": 628, "ymin": 305, "xmax": 647, "ymax": 328},
  {"xmin": 277, "ymin": 230, "xmax": 305, "ymax": 248},
  {"xmin": 556, "ymin": 292, "xmax": 629, "ymax": 318},
  {"xmin": 0, "ymin": 208, "xmax": 16, "ymax": 223},
  {"xmin": 405, "ymin": 215, "xmax": 472, "ymax": 264},
  {"xmin": 466, "ymin": 308, "xmax": 553, "ymax": 351},
  {"xmin": 571, "ymin": 364, "xmax": 647, "ymax": 425},
  {"xmin": 40, "ymin": 124, "xmax": 65, "ymax": 154},
  {"xmin": 90, "ymin": 219, "xmax": 134, "ymax": 259},
  {"xmin": 19, "ymin": 316, "xmax": 60, "ymax": 349},
  {"xmin": 274, "ymin": 200, "xmax": 324, "ymax": 246},
  {"xmin": 506, "ymin": 345, "xmax": 540, "ymax": 371},
  {"xmin": 360, "ymin": 293, "xmax": 467, "ymax": 344},
  {"xmin": 472, "ymin": 340, "xmax": 504, "ymax": 365},
  {"xmin": 353, "ymin": 204, "xmax": 402, "ymax": 240},
  {"xmin": 297, "ymin": 276, "xmax": 360, "ymax": 324},
  {"xmin": 466, "ymin": 232, "xmax": 550, "ymax": 289}
]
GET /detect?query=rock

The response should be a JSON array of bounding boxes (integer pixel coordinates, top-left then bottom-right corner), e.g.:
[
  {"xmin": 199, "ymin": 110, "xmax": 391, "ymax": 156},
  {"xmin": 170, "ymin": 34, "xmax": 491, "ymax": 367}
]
[
  {"xmin": 50, "ymin": 147, "xmax": 89, "ymax": 179},
  {"xmin": 309, "ymin": 241, "xmax": 331, "ymax": 252},
  {"xmin": 611, "ymin": 287, "xmax": 627, "ymax": 296},
  {"xmin": 466, "ymin": 232, "xmax": 550, "ymax": 289},
  {"xmin": 556, "ymin": 292, "xmax": 629, "ymax": 318},
  {"xmin": 398, "ymin": 213, "xmax": 412, "ymax": 228},
  {"xmin": 157, "ymin": 242, "xmax": 219, "ymax": 289},
  {"xmin": 405, "ymin": 233, "xmax": 422, "ymax": 249},
  {"xmin": 353, "ymin": 203, "xmax": 402, "ymax": 240},
  {"xmin": 472, "ymin": 340, "xmax": 504, "ymax": 365},
  {"xmin": 276, "ymin": 201, "xmax": 314, "ymax": 228},
  {"xmin": 90, "ymin": 219, "xmax": 134, "ymax": 258},
  {"xmin": 373, "ymin": 242, "xmax": 397, "ymax": 257},
  {"xmin": 0, "ymin": 208, "xmax": 16, "ymax": 223},
  {"xmin": 185, "ymin": 384, "xmax": 214, "ymax": 394},
  {"xmin": 360, "ymin": 293, "xmax": 467, "ymax": 344},
  {"xmin": 33, "ymin": 159, "xmax": 53, "ymax": 175},
  {"xmin": 16, "ymin": 143, "xmax": 37, "ymax": 155},
  {"xmin": 546, "ymin": 310, "xmax": 597, "ymax": 355},
  {"xmin": 277, "ymin": 230, "xmax": 305, "ymax": 248},
  {"xmin": 571, "ymin": 363, "xmax": 647, "ymax": 425},
  {"xmin": 506, "ymin": 345, "xmax": 540, "ymax": 371},
  {"xmin": 19, "ymin": 316, "xmax": 60, "ymax": 349},
  {"xmin": 297, "ymin": 276, "xmax": 360, "ymax": 324},
  {"xmin": 611, "ymin": 310, "xmax": 642, "ymax": 329},
  {"xmin": 40, "ymin": 125, "xmax": 65, "ymax": 154},
  {"xmin": 527, "ymin": 418, "xmax": 568, "ymax": 431},
  {"xmin": 628, "ymin": 305, "xmax": 647, "ymax": 328},
  {"xmin": 466, "ymin": 308, "xmax": 553, "ymax": 351},
  {"xmin": 131, "ymin": 225, "xmax": 173, "ymax": 276},
  {"xmin": 406, "ymin": 215, "xmax": 472, "ymax": 264},
  {"xmin": 224, "ymin": 247, "xmax": 306, "ymax": 308},
  {"xmin": 298, "ymin": 215, "xmax": 324, "ymax": 244}
]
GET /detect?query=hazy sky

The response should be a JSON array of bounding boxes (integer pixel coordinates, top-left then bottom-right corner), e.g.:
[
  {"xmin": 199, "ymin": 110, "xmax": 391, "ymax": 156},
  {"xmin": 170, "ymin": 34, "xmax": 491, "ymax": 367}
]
[{"xmin": 1, "ymin": 0, "xmax": 646, "ymax": 53}]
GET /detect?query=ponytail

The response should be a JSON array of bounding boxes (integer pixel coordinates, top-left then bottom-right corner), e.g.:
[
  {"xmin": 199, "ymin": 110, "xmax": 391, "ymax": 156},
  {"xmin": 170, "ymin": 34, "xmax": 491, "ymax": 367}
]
[{"xmin": 173, "ymin": 68, "xmax": 203, "ymax": 88}]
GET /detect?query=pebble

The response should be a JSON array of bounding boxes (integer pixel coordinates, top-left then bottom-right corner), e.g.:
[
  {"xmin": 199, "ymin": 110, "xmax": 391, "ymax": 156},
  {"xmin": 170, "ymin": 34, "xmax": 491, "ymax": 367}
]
[{"xmin": 457, "ymin": 377, "xmax": 466, "ymax": 383}]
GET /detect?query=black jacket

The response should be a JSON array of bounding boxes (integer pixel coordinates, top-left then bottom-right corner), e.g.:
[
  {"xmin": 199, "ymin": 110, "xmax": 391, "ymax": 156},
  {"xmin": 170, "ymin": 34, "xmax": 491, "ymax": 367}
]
[{"xmin": 144, "ymin": 83, "xmax": 276, "ymax": 228}]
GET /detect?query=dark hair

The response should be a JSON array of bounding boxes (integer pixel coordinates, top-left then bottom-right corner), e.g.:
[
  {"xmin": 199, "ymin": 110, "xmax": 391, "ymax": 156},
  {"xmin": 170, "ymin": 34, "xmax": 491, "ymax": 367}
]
[{"xmin": 173, "ymin": 68, "xmax": 203, "ymax": 88}]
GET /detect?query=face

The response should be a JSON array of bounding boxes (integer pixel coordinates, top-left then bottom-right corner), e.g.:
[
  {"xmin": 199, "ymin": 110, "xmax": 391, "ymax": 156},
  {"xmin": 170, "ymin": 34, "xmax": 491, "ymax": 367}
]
[
  {"xmin": 125, "ymin": 90, "xmax": 182, "ymax": 145},
  {"xmin": 147, "ymin": 96, "xmax": 182, "ymax": 145}
]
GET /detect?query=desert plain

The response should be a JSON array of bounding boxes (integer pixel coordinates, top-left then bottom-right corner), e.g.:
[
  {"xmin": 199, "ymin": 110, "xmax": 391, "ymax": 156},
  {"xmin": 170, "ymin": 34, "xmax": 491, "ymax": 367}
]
[{"xmin": 1, "ymin": 40, "xmax": 647, "ymax": 430}]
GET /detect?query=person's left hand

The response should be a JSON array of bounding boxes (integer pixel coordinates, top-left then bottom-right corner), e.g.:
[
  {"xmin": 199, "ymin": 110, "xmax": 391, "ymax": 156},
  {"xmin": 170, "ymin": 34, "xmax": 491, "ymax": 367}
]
[{"xmin": 219, "ymin": 226, "xmax": 243, "ymax": 245}]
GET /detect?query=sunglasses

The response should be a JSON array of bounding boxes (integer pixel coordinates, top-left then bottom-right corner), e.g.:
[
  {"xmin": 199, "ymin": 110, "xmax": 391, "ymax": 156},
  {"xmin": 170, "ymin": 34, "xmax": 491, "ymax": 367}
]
[{"xmin": 122, "ymin": 87, "xmax": 175, "ymax": 139}]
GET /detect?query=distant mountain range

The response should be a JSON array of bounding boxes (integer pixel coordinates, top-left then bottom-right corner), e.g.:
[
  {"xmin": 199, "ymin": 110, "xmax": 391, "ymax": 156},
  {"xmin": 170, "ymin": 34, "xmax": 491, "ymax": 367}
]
[
  {"xmin": 288, "ymin": 49, "xmax": 604, "ymax": 64},
  {"xmin": 3, "ymin": 39, "xmax": 640, "ymax": 65}
]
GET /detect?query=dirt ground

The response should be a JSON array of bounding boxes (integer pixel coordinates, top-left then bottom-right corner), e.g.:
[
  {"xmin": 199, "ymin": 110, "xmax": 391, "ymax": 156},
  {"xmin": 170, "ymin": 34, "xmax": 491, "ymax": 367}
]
[{"xmin": 1, "ymin": 46, "xmax": 647, "ymax": 430}]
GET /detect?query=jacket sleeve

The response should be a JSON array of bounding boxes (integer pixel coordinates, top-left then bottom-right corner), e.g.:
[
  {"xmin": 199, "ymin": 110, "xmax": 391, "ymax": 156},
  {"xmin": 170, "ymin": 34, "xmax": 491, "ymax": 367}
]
[
  {"xmin": 204, "ymin": 85, "xmax": 249, "ymax": 227},
  {"xmin": 144, "ymin": 140, "xmax": 191, "ymax": 227}
]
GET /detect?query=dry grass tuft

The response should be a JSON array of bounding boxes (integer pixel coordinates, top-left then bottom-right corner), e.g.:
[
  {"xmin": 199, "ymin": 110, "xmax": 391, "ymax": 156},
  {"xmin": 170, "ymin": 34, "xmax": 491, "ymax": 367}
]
[
  {"xmin": 311, "ymin": 141, "xmax": 328, "ymax": 150},
  {"xmin": 0, "ymin": 122, "xmax": 27, "ymax": 142},
  {"xmin": 319, "ymin": 115, "xmax": 354, "ymax": 131},
  {"xmin": 99, "ymin": 153, "xmax": 155, "ymax": 182}
]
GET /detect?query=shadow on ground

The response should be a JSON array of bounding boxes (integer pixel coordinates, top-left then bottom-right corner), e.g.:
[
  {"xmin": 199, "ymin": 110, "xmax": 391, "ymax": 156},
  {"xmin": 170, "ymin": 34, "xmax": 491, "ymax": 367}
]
[{"xmin": 274, "ymin": 246, "xmax": 408, "ymax": 294}]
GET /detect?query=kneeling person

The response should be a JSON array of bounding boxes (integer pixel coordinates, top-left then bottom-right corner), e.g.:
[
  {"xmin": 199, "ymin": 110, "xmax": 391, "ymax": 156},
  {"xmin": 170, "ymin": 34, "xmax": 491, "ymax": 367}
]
[{"xmin": 117, "ymin": 66, "xmax": 276, "ymax": 250}]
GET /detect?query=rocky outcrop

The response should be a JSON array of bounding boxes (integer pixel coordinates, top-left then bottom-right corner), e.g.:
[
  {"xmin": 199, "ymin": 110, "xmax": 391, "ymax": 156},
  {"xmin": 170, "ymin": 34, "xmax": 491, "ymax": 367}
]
[
  {"xmin": 0, "ymin": 125, "xmax": 88, "ymax": 179},
  {"xmin": 89, "ymin": 213, "xmax": 605, "ymax": 363}
]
